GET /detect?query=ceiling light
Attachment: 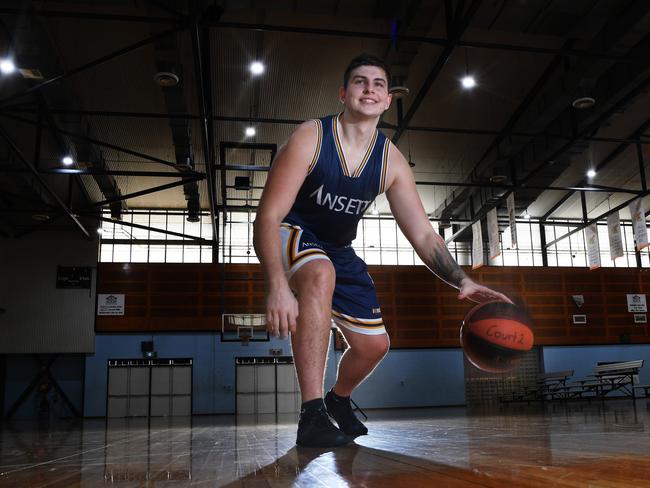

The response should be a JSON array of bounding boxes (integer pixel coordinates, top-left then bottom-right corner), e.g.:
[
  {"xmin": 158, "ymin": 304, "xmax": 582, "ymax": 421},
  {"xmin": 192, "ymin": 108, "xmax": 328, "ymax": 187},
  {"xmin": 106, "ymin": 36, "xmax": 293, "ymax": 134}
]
[
  {"xmin": 523, "ymin": 212, "xmax": 531, "ymax": 220},
  {"xmin": 0, "ymin": 59, "xmax": 15, "ymax": 74},
  {"xmin": 371, "ymin": 202, "xmax": 379, "ymax": 215},
  {"xmin": 245, "ymin": 127, "xmax": 256, "ymax": 137},
  {"xmin": 587, "ymin": 169, "xmax": 596, "ymax": 178},
  {"xmin": 62, "ymin": 155, "xmax": 74, "ymax": 166},
  {"xmin": 250, "ymin": 61, "xmax": 265, "ymax": 76},
  {"xmin": 96, "ymin": 227, "xmax": 103, "ymax": 235},
  {"xmin": 461, "ymin": 75, "xmax": 476, "ymax": 89}
]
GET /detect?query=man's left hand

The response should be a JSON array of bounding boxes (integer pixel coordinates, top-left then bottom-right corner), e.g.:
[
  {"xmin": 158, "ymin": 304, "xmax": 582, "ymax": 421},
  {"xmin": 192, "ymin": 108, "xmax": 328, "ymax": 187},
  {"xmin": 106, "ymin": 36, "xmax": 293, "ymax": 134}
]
[{"xmin": 458, "ymin": 278, "xmax": 513, "ymax": 304}]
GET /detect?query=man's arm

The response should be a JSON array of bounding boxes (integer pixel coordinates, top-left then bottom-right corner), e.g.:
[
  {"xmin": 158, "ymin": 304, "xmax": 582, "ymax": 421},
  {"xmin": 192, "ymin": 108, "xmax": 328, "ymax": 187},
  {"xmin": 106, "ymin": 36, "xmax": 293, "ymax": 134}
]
[
  {"xmin": 385, "ymin": 144, "xmax": 511, "ymax": 303},
  {"xmin": 253, "ymin": 121, "xmax": 318, "ymax": 337}
]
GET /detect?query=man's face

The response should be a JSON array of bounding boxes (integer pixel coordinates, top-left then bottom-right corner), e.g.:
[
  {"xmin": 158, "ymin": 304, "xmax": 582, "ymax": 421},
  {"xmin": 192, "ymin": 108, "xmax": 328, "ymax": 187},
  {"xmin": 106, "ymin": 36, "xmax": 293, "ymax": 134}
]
[{"xmin": 340, "ymin": 65, "xmax": 392, "ymax": 117}]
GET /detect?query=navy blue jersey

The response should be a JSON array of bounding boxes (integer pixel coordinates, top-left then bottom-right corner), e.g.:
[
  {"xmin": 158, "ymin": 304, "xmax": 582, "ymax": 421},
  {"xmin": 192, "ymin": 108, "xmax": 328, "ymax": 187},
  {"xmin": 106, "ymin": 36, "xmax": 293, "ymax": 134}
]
[{"xmin": 284, "ymin": 114, "xmax": 390, "ymax": 246}]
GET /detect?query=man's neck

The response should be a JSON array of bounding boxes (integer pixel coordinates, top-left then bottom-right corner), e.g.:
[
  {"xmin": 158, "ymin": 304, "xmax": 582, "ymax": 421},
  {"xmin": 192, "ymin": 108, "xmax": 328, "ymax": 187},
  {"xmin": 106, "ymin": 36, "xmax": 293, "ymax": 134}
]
[{"xmin": 338, "ymin": 111, "xmax": 378, "ymax": 146}]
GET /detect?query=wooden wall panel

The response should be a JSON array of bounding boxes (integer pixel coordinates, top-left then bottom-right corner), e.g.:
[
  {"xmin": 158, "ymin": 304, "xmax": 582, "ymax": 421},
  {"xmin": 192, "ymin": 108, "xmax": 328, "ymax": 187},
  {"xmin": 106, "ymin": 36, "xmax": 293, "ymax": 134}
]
[{"xmin": 96, "ymin": 263, "xmax": 650, "ymax": 348}]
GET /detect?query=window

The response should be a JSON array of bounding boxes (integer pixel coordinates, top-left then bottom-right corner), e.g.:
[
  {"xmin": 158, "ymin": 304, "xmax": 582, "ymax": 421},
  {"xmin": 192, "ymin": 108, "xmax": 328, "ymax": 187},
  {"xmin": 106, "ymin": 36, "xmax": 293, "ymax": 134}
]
[
  {"xmin": 99, "ymin": 210, "xmax": 214, "ymax": 263},
  {"xmin": 100, "ymin": 209, "xmax": 650, "ymax": 269}
]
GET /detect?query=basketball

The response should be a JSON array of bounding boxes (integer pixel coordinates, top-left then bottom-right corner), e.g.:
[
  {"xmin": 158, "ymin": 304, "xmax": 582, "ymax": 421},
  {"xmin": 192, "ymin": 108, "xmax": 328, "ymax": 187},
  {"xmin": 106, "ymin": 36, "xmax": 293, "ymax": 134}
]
[{"xmin": 461, "ymin": 301, "xmax": 534, "ymax": 373}]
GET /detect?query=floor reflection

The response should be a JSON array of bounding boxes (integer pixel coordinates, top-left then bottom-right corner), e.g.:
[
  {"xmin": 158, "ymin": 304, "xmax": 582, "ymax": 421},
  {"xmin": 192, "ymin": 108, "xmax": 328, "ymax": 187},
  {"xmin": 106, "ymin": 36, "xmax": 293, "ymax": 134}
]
[{"xmin": 2, "ymin": 400, "xmax": 650, "ymax": 487}]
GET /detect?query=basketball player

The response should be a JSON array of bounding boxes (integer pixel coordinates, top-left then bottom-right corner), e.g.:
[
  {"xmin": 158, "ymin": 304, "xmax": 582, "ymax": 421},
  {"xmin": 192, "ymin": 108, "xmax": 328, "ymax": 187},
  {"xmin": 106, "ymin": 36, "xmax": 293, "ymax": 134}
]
[{"xmin": 254, "ymin": 53, "xmax": 511, "ymax": 448}]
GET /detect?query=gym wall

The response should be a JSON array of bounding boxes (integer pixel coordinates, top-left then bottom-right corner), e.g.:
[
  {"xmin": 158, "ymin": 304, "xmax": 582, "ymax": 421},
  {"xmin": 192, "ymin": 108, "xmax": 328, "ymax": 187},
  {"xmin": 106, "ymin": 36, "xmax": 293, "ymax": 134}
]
[{"xmin": 0, "ymin": 232, "xmax": 98, "ymax": 353}]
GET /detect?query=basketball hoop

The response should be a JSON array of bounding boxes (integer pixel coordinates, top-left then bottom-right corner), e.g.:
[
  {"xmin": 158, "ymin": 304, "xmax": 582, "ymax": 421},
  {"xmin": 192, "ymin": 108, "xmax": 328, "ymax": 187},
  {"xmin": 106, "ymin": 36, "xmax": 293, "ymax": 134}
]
[{"xmin": 221, "ymin": 313, "xmax": 267, "ymax": 342}]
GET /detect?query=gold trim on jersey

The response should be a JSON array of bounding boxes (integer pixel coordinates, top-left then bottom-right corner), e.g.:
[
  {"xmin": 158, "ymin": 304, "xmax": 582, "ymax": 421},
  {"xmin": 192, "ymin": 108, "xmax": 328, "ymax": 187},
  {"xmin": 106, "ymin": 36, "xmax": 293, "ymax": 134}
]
[
  {"xmin": 332, "ymin": 113, "xmax": 378, "ymax": 178},
  {"xmin": 287, "ymin": 225, "xmax": 327, "ymax": 266},
  {"xmin": 307, "ymin": 119, "xmax": 323, "ymax": 175},
  {"xmin": 352, "ymin": 130, "xmax": 377, "ymax": 177},
  {"xmin": 332, "ymin": 309, "xmax": 384, "ymax": 329},
  {"xmin": 379, "ymin": 138, "xmax": 390, "ymax": 194}
]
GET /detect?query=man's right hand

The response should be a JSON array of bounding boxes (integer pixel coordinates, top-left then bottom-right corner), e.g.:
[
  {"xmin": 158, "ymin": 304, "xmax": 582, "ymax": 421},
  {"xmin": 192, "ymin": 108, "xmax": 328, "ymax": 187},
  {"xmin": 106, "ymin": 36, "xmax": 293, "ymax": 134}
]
[{"xmin": 265, "ymin": 285, "xmax": 299, "ymax": 339}]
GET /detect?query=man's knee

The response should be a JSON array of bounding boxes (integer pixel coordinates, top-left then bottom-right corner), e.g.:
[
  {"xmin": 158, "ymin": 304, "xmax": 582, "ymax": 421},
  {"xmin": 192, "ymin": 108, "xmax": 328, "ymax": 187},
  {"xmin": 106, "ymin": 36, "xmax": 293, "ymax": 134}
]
[
  {"xmin": 373, "ymin": 335, "xmax": 390, "ymax": 360},
  {"xmin": 292, "ymin": 259, "xmax": 336, "ymax": 298},
  {"xmin": 354, "ymin": 334, "xmax": 390, "ymax": 362}
]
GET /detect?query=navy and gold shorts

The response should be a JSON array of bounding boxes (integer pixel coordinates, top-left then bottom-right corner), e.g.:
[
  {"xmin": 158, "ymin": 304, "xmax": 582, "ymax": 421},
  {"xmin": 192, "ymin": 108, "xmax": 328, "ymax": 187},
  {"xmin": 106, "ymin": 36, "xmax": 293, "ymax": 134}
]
[{"xmin": 280, "ymin": 223, "xmax": 386, "ymax": 336}]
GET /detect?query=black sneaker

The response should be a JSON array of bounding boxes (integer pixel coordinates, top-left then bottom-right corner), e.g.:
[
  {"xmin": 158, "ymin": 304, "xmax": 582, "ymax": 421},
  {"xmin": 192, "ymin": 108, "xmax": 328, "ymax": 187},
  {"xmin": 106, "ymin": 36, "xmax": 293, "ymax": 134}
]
[
  {"xmin": 324, "ymin": 389, "xmax": 368, "ymax": 438},
  {"xmin": 296, "ymin": 406, "xmax": 351, "ymax": 447}
]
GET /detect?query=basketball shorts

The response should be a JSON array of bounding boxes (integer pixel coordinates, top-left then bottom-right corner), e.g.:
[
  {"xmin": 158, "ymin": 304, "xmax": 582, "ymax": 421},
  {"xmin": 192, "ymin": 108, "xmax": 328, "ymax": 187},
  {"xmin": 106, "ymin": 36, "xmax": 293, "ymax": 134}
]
[{"xmin": 280, "ymin": 223, "xmax": 386, "ymax": 336}]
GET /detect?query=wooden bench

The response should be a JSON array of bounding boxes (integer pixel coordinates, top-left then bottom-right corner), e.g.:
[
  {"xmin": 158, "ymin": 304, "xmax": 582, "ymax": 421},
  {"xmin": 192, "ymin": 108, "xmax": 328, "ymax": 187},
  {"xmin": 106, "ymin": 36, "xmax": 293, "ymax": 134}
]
[{"xmin": 566, "ymin": 360, "xmax": 643, "ymax": 399}]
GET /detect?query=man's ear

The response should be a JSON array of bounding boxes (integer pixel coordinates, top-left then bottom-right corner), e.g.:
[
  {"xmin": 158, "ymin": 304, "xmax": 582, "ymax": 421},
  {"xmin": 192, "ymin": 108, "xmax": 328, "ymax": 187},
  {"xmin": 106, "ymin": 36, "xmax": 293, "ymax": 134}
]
[
  {"xmin": 338, "ymin": 85, "xmax": 346, "ymax": 103},
  {"xmin": 384, "ymin": 93, "xmax": 393, "ymax": 111}
]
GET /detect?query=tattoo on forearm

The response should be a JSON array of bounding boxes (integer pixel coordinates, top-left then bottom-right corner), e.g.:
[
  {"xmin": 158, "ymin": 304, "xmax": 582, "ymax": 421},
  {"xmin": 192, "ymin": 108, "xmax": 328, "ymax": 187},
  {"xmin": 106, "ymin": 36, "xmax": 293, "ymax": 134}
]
[{"xmin": 426, "ymin": 243, "xmax": 468, "ymax": 289}]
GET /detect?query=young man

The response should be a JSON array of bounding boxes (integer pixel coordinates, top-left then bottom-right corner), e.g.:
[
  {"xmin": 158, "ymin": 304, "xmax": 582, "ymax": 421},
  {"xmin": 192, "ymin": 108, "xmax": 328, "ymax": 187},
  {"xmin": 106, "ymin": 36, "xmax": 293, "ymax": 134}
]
[{"xmin": 254, "ymin": 53, "xmax": 511, "ymax": 448}]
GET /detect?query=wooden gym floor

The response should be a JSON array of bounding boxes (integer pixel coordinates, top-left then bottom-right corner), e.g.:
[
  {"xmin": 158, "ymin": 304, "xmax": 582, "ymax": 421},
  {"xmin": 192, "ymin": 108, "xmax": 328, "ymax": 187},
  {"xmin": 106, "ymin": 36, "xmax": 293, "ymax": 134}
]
[{"xmin": 1, "ymin": 399, "xmax": 650, "ymax": 487}]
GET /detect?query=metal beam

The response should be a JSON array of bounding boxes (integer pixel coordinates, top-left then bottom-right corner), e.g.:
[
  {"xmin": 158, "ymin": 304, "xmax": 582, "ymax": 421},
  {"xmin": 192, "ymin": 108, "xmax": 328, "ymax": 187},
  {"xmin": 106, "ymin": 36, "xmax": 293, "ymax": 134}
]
[
  {"xmin": 414, "ymin": 180, "xmax": 640, "ymax": 195},
  {"xmin": 5, "ymin": 107, "xmax": 650, "ymax": 145},
  {"xmin": 190, "ymin": 5, "xmax": 218, "ymax": 246},
  {"xmin": 0, "ymin": 7, "xmax": 181, "ymax": 24},
  {"xmin": 212, "ymin": 21, "xmax": 640, "ymax": 62},
  {"xmin": 0, "ymin": 123, "xmax": 90, "ymax": 238},
  {"xmin": 0, "ymin": 168, "xmax": 205, "ymax": 178},
  {"xmin": 79, "ymin": 178, "xmax": 201, "ymax": 210},
  {"xmin": 91, "ymin": 215, "xmax": 210, "ymax": 242},
  {"xmin": 638, "ymin": 143, "xmax": 647, "ymax": 193},
  {"xmin": 0, "ymin": 112, "xmax": 178, "ymax": 168},
  {"xmin": 392, "ymin": 0, "xmax": 481, "ymax": 144}
]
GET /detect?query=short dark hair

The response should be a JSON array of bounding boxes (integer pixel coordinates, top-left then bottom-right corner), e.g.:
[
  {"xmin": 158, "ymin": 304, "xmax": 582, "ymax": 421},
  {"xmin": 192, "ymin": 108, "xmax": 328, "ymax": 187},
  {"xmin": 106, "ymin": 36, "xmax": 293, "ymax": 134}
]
[{"xmin": 343, "ymin": 53, "xmax": 391, "ymax": 88}]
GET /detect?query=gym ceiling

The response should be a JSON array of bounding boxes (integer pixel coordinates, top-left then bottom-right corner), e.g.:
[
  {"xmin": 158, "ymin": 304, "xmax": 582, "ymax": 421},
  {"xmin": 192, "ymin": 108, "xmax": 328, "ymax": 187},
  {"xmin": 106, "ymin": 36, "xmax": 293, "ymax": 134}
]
[{"xmin": 0, "ymin": 0, "xmax": 648, "ymax": 244}]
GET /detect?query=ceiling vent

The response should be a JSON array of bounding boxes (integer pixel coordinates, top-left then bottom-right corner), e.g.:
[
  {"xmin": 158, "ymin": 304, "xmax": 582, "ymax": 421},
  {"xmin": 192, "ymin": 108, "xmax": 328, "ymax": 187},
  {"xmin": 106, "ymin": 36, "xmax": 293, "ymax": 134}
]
[
  {"xmin": 389, "ymin": 86, "xmax": 410, "ymax": 99},
  {"xmin": 19, "ymin": 68, "xmax": 44, "ymax": 80},
  {"xmin": 572, "ymin": 96, "xmax": 596, "ymax": 109},
  {"xmin": 153, "ymin": 71, "xmax": 179, "ymax": 87}
]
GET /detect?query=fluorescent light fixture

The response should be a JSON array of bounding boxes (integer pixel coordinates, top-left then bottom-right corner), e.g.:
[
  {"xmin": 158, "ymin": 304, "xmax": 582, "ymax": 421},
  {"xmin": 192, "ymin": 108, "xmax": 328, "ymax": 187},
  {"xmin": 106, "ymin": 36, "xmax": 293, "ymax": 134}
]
[
  {"xmin": 461, "ymin": 75, "xmax": 476, "ymax": 89},
  {"xmin": 62, "ymin": 155, "xmax": 74, "ymax": 166},
  {"xmin": 0, "ymin": 59, "xmax": 15, "ymax": 74},
  {"xmin": 587, "ymin": 169, "xmax": 596, "ymax": 178},
  {"xmin": 249, "ymin": 61, "xmax": 265, "ymax": 76},
  {"xmin": 245, "ymin": 127, "xmax": 256, "ymax": 137}
]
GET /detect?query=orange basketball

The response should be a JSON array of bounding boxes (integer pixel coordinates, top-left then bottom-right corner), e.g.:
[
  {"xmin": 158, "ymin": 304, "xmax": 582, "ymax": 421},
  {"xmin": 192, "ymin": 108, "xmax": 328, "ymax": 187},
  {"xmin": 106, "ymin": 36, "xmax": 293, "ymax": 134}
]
[{"xmin": 460, "ymin": 301, "xmax": 534, "ymax": 373}]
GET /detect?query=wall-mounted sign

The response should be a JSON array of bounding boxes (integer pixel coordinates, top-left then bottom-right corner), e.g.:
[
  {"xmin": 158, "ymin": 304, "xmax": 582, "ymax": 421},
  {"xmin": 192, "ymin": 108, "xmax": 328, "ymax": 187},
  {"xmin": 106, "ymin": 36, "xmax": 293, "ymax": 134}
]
[
  {"xmin": 627, "ymin": 294, "xmax": 647, "ymax": 313},
  {"xmin": 634, "ymin": 314, "xmax": 647, "ymax": 324},
  {"xmin": 572, "ymin": 295, "xmax": 585, "ymax": 308},
  {"xmin": 56, "ymin": 266, "xmax": 91, "ymax": 289},
  {"xmin": 97, "ymin": 294, "xmax": 125, "ymax": 316}
]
